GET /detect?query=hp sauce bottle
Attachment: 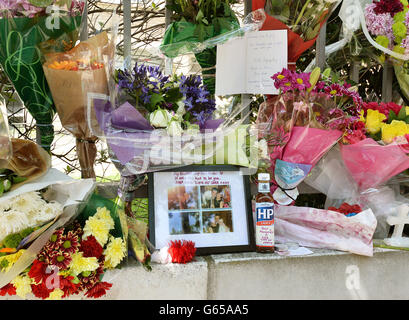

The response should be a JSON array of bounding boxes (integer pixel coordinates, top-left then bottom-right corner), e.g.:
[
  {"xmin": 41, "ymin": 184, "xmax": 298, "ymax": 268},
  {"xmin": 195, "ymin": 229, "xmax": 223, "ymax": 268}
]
[{"xmin": 255, "ymin": 173, "xmax": 274, "ymax": 253}]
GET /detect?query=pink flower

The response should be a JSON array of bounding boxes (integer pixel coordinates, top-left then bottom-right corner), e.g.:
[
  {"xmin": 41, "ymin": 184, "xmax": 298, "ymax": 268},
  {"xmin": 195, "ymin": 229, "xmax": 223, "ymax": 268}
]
[{"xmin": 365, "ymin": 3, "xmax": 394, "ymax": 42}]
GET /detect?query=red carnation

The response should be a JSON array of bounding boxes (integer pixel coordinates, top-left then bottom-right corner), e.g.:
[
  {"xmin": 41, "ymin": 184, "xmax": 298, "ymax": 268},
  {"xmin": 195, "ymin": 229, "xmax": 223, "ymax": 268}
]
[
  {"xmin": 84, "ymin": 282, "xmax": 112, "ymax": 299},
  {"xmin": 28, "ymin": 259, "xmax": 49, "ymax": 284},
  {"xmin": 328, "ymin": 203, "xmax": 362, "ymax": 215},
  {"xmin": 80, "ymin": 235, "xmax": 104, "ymax": 259},
  {"xmin": 59, "ymin": 276, "xmax": 80, "ymax": 298},
  {"xmin": 0, "ymin": 283, "xmax": 16, "ymax": 296},
  {"xmin": 31, "ymin": 282, "xmax": 52, "ymax": 300},
  {"xmin": 374, "ymin": 0, "xmax": 403, "ymax": 16},
  {"xmin": 168, "ymin": 240, "xmax": 196, "ymax": 264}
]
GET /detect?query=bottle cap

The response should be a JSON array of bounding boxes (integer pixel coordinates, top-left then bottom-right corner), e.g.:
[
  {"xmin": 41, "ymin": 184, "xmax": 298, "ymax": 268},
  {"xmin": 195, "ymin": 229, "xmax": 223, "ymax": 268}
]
[{"xmin": 258, "ymin": 173, "xmax": 270, "ymax": 181}]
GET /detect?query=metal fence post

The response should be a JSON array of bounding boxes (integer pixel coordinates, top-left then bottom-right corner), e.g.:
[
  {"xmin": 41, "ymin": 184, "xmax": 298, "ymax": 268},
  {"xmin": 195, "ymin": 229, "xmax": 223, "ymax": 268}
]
[
  {"xmin": 382, "ymin": 60, "xmax": 393, "ymax": 102},
  {"xmin": 316, "ymin": 22, "xmax": 327, "ymax": 70},
  {"xmin": 241, "ymin": 0, "xmax": 253, "ymax": 124},
  {"xmin": 164, "ymin": 0, "xmax": 173, "ymax": 75},
  {"xmin": 123, "ymin": 0, "xmax": 132, "ymax": 70}
]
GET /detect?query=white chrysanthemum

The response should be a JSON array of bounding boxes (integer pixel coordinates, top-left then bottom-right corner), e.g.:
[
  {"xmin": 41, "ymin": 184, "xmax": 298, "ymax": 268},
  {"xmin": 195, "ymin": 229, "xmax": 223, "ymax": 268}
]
[
  {"xmin": 0, "ymin": 191, "xmax": 62, "ymax": 242},
  {"xmin": 26, "ymin": 201, "xmax": 62, "ymax": 226},
  {"xmin": 0, "ymin": 210, "xmax": 30, "ymax": 241}
]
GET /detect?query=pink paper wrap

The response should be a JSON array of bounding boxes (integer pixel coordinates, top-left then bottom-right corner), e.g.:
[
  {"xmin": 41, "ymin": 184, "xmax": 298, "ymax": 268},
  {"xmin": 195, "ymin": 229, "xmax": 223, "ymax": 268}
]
[
  {"xmin": 275, "ymin": 205, "xmax": 377, "ymax": 256},
  {"xmin": 282, "ymin": 126, "xmax": 343, "ymax": 167},
  {"xmin": 340, "ymin": 138, "xmax": 409, "ymax": 191}
]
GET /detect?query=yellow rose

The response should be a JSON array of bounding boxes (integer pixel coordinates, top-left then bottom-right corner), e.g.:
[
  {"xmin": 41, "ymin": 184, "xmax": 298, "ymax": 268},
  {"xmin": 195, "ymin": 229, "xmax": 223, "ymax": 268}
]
[
  {"xmin": 381, "ymin": 120, "xmax": 409, "ymax": 143},
  {"xmin": 365, "ymin": 109, "xmax": 386, "ymax": 134},
  {"xmin": 406, "ymin": 106, "xmax": 409, "ymax": 115}
]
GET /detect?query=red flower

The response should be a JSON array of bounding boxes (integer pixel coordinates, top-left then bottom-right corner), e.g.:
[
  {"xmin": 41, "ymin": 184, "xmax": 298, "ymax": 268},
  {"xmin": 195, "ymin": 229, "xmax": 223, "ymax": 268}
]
[
  {"xmin": 28, "ymin": 259, "xmax": 49, "ymax": 284},
  {"xmin": 84, "ymin": 282, "xmax": 112, "ymax": 299},
  {"xmin": 51, "ymin": 251, "xmax": 72, "ymax": 270},
  {"xmin": 31, "ymin": 282, "xmax": 52, "ymax": 300},
  {"xmin": 328, "ymin": 203, "xmax": 362, "ymax": 215},
  {"xmin": 374, "ymin": 0, "xmax": 403, "ymax": 16},
  {"xmin": 59, "ymin": 276, "xmax": 80, "ymax": 298},
  {"xmin": 0, "ymin": 283, "xmax": 16, "ymax": 296},
  {"xmin": 80, "ymin": 235, "xmax": 104, "ymax": 259},
  {"xmin": 168, "ymin": 240, "xmax": 197, "ymax": 264},
  {"xmin": 60, "ymin": 231, "xmax": 80, "ymax": 255}
]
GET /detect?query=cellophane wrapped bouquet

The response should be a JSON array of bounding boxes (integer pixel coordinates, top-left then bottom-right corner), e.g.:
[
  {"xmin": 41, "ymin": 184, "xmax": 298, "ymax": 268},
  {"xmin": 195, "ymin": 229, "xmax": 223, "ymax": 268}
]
[
  {"xmin": 42, "ymin": 32, "xmax": 113, "ymax": 178},
  {"xmin": 160, "ymin": 0, "xmax": 240, "ymax": 94},
  {"xmin": 90, "ymin": 62, "xmax": 248, "ymax": 176},
  {"xmin": 363, "ymin": 0, "xmax": 409, "ymax": 100},
  {"xmin": 0, "ymin": 204, "xmax": 127, "ymax": 300},
  {"xmin": 253, "ymin": 0, "xmax": 341, "ymax": 68},
  {"xmin": 306, "ymin": 99, "xmax": 409, "ymax": 238},
  {"xmin": 256, "ymin": 67, "xmax": 361, "ymax": 205},
  {"xmin": 0, "ymin": 0, "xmax": 85, "ymax": 151}
]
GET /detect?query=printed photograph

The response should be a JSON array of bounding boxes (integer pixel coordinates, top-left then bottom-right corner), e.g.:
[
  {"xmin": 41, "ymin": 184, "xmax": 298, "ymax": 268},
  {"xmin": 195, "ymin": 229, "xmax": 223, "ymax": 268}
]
[
  {"xmin": 168, "ymin": 186, "xmax": 199, "ymax": 210},
  {"xmin": 200, "ymin": 185, "xmax": 231, "ymax": 209},
  {"xmin": 168, "ymin": 212, "xmax": 201, "ymax": 235},
  {"xmin": 202, "ymin": 211, "xmax": 233, "ymax": 234}
]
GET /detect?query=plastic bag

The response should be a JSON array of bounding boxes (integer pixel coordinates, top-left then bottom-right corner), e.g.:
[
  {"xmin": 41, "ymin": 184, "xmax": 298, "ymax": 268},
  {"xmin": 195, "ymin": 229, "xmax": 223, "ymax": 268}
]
[
  {"xmin": 160, "ymin": 8, "xmax": 266, "ymax": 94},
  {"xmin": 42, "ymin": 31, "xmax": 114, "ymax": 178},
  {"xmin": 0, "ymin": 96, "xmax": 11, "ymax": 160},
  {"xmin": 254, "ymin": 0, "xmax": 341, "ymax": 68},
  {"xmin": 275, "ymin": 204, "xmax": 377, "ymax": 256},
  {"xmin": 0, "ymin": 1, "xmax": 86, "ymax": 151}
]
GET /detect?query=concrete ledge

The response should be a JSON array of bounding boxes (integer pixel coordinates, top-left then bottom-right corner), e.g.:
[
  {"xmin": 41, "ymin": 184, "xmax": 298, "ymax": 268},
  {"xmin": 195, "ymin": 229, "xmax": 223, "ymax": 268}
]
[
  {"xmin": 2, "ymin": 248, "xmax": 409, "ymax": 300},
  {"xmin": 207, "ymin": 247, "xmax": 409, "ymax": 300}
]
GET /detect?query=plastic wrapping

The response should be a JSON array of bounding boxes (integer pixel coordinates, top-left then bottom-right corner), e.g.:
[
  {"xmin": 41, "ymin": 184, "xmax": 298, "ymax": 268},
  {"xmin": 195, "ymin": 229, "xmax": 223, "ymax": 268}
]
[
  {"xmin": 305, "ymin": 144, "xmax": 409, "ymax": 239},
  {"xmin": 42, "ymin": 31, "xmax": 114, "ymax": 178},
  {"xmin": 0, "ymin": 96, "xmax": 11, "ymax": 160},
  {"xmin": 275, "ymin": 205, "xmax": 377, "ymax": 256},
  {"xmin": 0, "ymin": 170, "xmax": 95, "ymax": 289},
  {"xmin": 86, "ymin": 57, "xmax": 256, "ymax": 175},
  {"xmin": 0, "ymin": 1, "xmax": 86, "ymax": 151},
  {"xmin": 256, "ymin": 68, "xmax": 360, "ymax": 205},
  {"xmin": 160, "ymin": 7, "xmax": 266, "ymax": 94},
  {"xmin": 254, "ymin": 0, "xmax": 341, "ymax": 68},
  {"xmin": 0, "ymin": 138, "xmax": 51, "ymax": 194},
  {"xmin": 89, "ymin": 95, "xmax": 253, "ymax": 175}
]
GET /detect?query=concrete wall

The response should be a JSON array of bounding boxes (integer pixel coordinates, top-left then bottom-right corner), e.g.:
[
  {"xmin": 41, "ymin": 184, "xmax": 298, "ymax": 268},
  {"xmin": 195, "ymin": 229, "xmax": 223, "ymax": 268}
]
[{"xmin": 2, "ymin": 247, "xmax": 409, "ymax": 300}]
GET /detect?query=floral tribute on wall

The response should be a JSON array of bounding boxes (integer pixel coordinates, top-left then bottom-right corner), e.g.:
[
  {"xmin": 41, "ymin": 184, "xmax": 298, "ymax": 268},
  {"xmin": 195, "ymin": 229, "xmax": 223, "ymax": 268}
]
[{"xmin": 0, "ymin": 207, "xmax": 126, "ymax": 300}]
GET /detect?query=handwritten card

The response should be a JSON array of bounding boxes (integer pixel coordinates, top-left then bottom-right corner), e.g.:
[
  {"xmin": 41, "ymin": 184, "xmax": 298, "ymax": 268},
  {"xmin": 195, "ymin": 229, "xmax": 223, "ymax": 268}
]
[{"xmin": 215, "ymin": 30, "xmax": 287, "ymax": 95}]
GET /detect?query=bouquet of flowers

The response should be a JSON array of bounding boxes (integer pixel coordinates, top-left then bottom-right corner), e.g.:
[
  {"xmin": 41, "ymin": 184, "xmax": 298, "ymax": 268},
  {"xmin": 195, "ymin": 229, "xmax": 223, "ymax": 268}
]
[
  {"xmin": 305, "ymin": 100, "xmax": 409, "ymax": 238},
  {"xmin": 253, "ymin": 0, "xmax": 341, "ymax": 68},
  {"xmin": 0, "ymin": 206, "xmax": 127, "ymax": 300},
  {"xmin": 0, "ymin": 139, "xmax": 51, "ymax": 195},
  {"xmin": 42, "ymin": 32, "xmax": 113, "ymax": 178},
  {"xmin": 339, "ymin": 101, "xmax": 409, "ymax": 191},
  {"xmin": 160, "ymin": 0, "xmax": 241, "ymax": 94},
  {"xmin": 363, "ymin": 0, "xmax": 409, "ymax": 100},
  {"xmin": 0, "ymin": 0, "xmax": 85, "ymax": 151},
  {"xmin": 256, "ymin": 67, "xmax": 361, "ymax": 205},
  {"xmin": 90, "ymin": 62, "xmax": 248, "ymax": 175}
]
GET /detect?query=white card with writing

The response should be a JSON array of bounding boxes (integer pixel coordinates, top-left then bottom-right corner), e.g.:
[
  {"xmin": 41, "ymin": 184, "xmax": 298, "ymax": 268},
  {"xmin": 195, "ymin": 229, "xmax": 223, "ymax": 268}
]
[{"xmin": 215, "ymin": 30, "xmax": 288, "ymax": 95}]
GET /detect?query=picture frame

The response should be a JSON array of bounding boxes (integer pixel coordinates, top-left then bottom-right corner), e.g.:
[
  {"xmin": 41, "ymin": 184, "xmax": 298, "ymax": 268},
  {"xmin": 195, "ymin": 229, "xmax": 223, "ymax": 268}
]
[{"xmin": 148, "ymin": 165, "xmax": 255, "ymax": 255}]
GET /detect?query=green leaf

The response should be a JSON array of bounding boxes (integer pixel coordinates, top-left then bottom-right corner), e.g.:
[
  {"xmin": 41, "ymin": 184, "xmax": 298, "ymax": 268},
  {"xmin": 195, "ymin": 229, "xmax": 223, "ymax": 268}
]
[
  {"xmin": 28, "ymin": 0, "xmax": 54, "ymax": 7},
  {"xmin": 389, "ymin": 110, "xmax": 397, "ymax": 123},
  {"xmin": 405, "ymin": 115, "xmax": 409, "ymax": 123},
  {"xmin": 398, "ymin": 105, "xmax": 407, "ymax": 120},
  {"xmin": 148, "ymin": 93, "xmax": 165, "ymax": 110}
]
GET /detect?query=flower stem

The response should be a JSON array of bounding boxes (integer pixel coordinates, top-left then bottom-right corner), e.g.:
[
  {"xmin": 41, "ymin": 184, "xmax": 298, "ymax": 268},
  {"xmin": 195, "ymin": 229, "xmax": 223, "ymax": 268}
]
[{"xmin": 294, "ymin": 0, "xmax": 312, "ymax": 27}]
